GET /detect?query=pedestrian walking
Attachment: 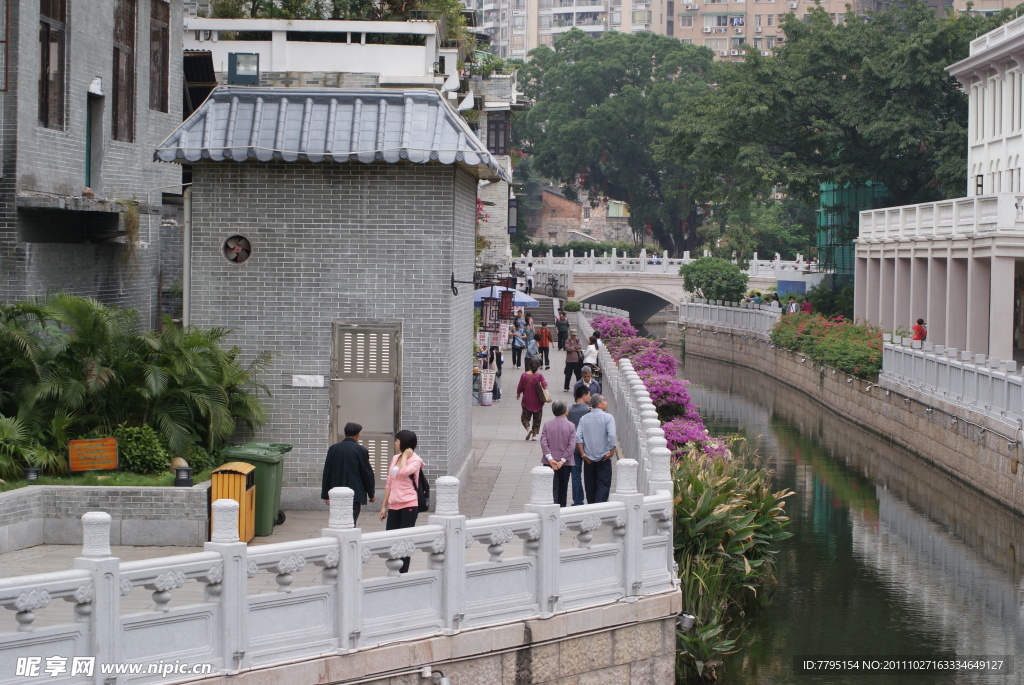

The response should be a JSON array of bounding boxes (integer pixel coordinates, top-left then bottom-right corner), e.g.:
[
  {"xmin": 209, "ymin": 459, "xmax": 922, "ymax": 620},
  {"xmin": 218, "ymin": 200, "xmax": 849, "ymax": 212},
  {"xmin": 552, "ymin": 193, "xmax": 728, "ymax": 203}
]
[
  {"xmin": 555, "ymin": 310, "xmax": 570, "ymax": 350},
  {"xmin": 378, "ymin": 429, "xmax": 424, "ymax": 573},
  {"xmin": 525, "ymin": 262, "xmax": 536, "ymax": 295},
  {"xmin": 538, "ymin": 322, "xmax": 553, "ymax": 370},
  {"xmin": 487, "ymin": 345, "xmax": 504, "ymax": 400},
  {"xmin": 517, "ymin": 358, "xmax": 548, "ymax": 440},
  {"xmin": 525, "ymin": 333, "xmax": 540, "ymax": 369},
  {"xmin": 524, "ymin": 313, "xmax": 535, "ymax": 337},
  {"xmin": 540, "ymin": 401, "xmax": 577, "ymax": 507},
  {"xmin": 583, "ymin": 335, "xmax": 600, "ymax": 368},
  {"xmin": 566, "ymin": 385, "xmax": 591, "ymax": 505},
  {"xmin": 576, "ymin": 393, "xmax": 616, "ymax": 504},
  {"xmin": 320, "ymin": 422, "xmax": 375, "ymax": 524},
  {"xmin": 563, "ymin": 329, "xmax": 583, "ymax": 391},
  {"xmin": 511, "ymin": 323, "xmax": 526, "ymax": 368},
  {"xmin": 785, "ymin": 297, "xmax": 800, "ymax": 314},
  {"xmin": 800, "ymin": 299, "xmax": 812, "ymax": 314},
  {"xmin": 574, "ymin": 365, "xmax": 601, "ymax": 397}
]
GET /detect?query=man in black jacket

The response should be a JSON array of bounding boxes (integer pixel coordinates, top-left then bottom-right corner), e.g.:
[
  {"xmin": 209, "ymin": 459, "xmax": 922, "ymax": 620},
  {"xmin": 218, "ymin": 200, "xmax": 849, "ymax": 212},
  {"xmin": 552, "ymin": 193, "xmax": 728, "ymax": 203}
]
[{"xmin": 321, "ymin": 422, "xmax": 376, "ymax": 524}]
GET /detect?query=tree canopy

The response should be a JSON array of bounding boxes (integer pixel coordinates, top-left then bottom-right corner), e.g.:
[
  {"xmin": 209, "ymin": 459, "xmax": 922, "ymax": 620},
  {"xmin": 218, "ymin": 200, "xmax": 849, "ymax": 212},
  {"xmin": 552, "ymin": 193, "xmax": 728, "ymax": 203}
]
[
  {"xmin": 678, "ymin": 257, "xmax": 749, "ymax": 302},
  {"xmin": 673, "ymin": 1, "xmax": 1024, "ymax": 210},
  {"xmin": 515, "ymin": 30, "xmax": 718, "ymax": 255}
]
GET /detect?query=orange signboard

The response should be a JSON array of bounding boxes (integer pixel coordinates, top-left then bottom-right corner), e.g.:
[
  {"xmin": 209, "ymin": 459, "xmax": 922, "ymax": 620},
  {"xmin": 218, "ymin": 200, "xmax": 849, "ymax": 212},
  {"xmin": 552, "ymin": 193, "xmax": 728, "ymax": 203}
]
[{"xmin": 69, "ymin": 438, "xmax": 119, "ymax": 472}]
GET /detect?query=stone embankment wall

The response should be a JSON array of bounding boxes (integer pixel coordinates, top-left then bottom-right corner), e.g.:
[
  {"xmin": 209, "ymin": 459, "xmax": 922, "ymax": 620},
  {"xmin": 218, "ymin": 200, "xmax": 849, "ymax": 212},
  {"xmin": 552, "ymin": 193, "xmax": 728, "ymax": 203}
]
[
  {"xmin": 0, "ymin": 483, "xmax": 209, "ymax": 553},
  {"xmin": 200, "ymin": 594, "xmax": 678, "ymax": 685},
  {"xmin": 675, "ymin": 322, "xmax": 1024, "ymax": 517}
]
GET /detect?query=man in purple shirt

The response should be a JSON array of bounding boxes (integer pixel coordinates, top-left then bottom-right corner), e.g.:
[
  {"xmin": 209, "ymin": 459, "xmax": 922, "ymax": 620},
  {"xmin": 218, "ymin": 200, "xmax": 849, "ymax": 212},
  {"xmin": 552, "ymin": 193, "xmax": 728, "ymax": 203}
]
[{"xmin": 540, "ymin": 401, "xmax": 577, "ymax": 506}]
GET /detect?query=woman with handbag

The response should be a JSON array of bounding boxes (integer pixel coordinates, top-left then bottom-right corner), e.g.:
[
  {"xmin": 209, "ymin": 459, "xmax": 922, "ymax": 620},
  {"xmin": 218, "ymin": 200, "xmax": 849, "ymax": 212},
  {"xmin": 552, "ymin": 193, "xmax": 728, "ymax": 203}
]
[
  {"xmin": 516, "ymin": 358, "xmax": 549, "ymax": 440},
  {"xmin": 378, "ymin": 429, "xmax": 424, "ymax": 573}
]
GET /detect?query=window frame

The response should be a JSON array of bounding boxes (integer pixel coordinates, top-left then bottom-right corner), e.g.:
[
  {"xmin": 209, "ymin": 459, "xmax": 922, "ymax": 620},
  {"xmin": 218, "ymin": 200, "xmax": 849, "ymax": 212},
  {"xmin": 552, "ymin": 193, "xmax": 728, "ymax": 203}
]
[
  {"xmin": 112, "ymin": 0, "xmax": 137, "ymax": 142},
  {"xmin": 39, "ymin": 0, "xmax": 66, "ymax": 129},
  {"xmin": 149, "ymin": 0, "xmax": 169, "ymax": 113}
]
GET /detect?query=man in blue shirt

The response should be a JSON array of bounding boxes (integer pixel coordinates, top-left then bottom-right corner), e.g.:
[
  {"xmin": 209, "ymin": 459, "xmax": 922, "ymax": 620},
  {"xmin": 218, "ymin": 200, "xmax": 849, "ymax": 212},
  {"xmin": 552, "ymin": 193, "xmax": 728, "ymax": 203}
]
[
  {"xmin": 575, "ymin": 394, "xmax": 616, "ymax": 503},
  {"xmin": 566, "ymin": 385, "xmax": 592, "ymax": 506}
]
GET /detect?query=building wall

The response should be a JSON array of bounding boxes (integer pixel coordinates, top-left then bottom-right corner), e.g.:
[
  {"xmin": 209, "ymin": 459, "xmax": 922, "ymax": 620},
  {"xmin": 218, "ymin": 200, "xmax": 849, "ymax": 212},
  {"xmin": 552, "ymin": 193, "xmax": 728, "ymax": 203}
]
[
  {"xmin": 0, "ymin": 0, "xmax": 182, "ymax": 328},
  {"xmin": 188, "ymin": 161, "xmax": 476, "ymax": 489}
]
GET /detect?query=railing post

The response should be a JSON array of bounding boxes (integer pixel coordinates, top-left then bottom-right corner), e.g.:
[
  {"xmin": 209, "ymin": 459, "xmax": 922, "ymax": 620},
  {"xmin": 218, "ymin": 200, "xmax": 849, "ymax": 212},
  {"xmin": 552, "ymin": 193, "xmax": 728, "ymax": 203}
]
[
  {"xmin": 610, "ymin": 459, "xmax": 645, "ymax": 599},
  {"xmin": 640, "ymin": 249, "xmax": 647, "ymax": 272},
  {"xmin": 73, "ymin": 513, "xmax": 121, "ymax": 685},
  {"xmin": 662, "ymin": 250, "xmax": 670, "ymax": 273},
  {"xmin": 611, "ymin": 247, "xmax": 618, "ymax": 270},
  {"xmin": 321, "ymin": 487, "xmax": 362, "ymax": 651},
  {"xmin": 523, "ymin": 466, "xmax": 560, "ymax": 617},
  {"xmin": 204, "ymin": 499, "xmax": 250, "ymax": 673},
  {"xmin": 649, "ymin": 446, "xmax": 673, "ymax": 495},
  {"xmin": 428, "ymin": 476, "xmax": 467, "ymax": 632}
]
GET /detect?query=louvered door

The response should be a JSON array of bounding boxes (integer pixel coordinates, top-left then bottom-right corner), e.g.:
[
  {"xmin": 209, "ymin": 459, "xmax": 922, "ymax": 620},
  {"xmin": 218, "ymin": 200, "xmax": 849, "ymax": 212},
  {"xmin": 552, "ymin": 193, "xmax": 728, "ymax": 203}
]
[{"xmin": 330, "ymin": 323, "xmax": 402, "ymax": 488}]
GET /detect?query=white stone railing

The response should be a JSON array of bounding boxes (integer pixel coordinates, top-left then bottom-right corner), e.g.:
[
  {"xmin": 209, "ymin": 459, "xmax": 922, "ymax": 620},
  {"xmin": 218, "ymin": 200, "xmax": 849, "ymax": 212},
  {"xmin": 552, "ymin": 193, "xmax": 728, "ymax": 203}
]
[
  {"xmin": 0, "ymin": 473, "xmax": 675, "ymax": 683},
  {"xmin": 858, "ymin": 193, "xmax": 1024, "ymax": 242},
  {"xmin": 521, "ymin": 249, "xmax": 811, "ymax": 279},
  {"xmin": 576, "ymin": 311, "xmax": 673, "ymax": 497},
  {"xmin": 880, "ymin": 335, "xmax": 1024, "ymax": 431},
  {"xmin": 679, "ymin": 298, "xmax": 781, "ymax": 340}
]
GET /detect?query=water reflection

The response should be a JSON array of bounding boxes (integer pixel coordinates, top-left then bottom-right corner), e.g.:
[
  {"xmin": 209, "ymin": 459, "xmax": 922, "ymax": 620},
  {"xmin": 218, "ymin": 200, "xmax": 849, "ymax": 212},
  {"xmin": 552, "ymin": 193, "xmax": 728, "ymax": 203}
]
[{"xmin": 681, "ymin": 356, "xmax": 1024, "ymax": 685}]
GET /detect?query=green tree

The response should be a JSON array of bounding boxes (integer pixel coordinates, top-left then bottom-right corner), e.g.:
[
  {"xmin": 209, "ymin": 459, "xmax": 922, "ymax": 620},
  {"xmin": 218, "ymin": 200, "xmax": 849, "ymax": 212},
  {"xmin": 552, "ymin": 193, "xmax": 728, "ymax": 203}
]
[
  {"xmin": 679, "ymin": 257, "xmax": 749, "ymax": 302},
  {"xmin": 699, "ymin": 199, "xmax": 816, "ymax": 262},
  {"xmin": 675, "ymin": 1, "xmax": 1024, "ymax": 210},
  {"xmin": 515, "ymin": 30, "xmax": 717, "ymax": 256}
]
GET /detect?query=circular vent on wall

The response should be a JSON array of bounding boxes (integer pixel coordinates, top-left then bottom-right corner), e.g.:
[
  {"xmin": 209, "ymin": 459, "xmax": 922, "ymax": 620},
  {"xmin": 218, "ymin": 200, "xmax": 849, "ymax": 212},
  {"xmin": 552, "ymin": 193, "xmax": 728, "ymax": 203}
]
[{"xmin": 223, "ymin": 235, "xmax": 252, "ymax": 264}]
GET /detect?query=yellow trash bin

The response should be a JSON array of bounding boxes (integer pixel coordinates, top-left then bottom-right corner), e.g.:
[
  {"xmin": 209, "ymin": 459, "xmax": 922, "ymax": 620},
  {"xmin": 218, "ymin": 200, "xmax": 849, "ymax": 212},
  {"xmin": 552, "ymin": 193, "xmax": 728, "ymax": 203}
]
[{"xmin": 210, "ymin": 462, "xmax": 256, "ymax": 543}]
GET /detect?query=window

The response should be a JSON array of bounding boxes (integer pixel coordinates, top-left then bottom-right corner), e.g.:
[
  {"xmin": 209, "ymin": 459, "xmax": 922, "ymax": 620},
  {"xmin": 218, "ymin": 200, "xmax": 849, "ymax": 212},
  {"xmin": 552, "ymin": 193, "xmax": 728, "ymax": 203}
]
[
  {"xmin": 487, "ymin": 111, "xmax": 509, "ymax": 155},
  {"xmin": 513, "ymin": 14, "xmax": 524, "ymax": 27},
  {"xmin": 730, "ymin": 15, "xmax": 744, "ymax": 25},
  {"xmin": 704, "ymin": 37, "xmax": 727, "ymax": 50},
  {"xmin": 511, "ymin": 34, "xmax": 524, "ymax": 48},
  {"xmin": 680, "ymin": 37, "xmax": 692, "ymax": 43},
  {"xmin": 39, "ymin": 0, "xmax": 66, "ymax": 129},
  {"xmin": 610, "ymin": 11, "xmax": 621, "ymax": 24},
  {"xmin": 766, "ymin": 35, "xmax": 775, "ymax": 47},
  {"xmin": 766, "ymin": 13, "xmax": 774, "ymax": 24},
  {"xmin": 679, "ymin": 15, "xmax": 692, "ymax": 26},
  {"xmin": 583, "ymin": 206, "xmax": 591, "ymax": 219},
  {"xmin": 754, "ymin": 13, "xmax": 762, "ymax": 24},
  {"xmin": 667, "ymin": 19, "xmax": 673, "ymax": 35},
  {"xmin": 149, "ymin": 1, "xmax": 169, "ymax": 112},
  {"xmin": 113, "ymin": 0, "xmax": 137, "ymax": 142},
  {"xmin": 540, "ymin": 15, "xmax": 551, "ymax": 28}
]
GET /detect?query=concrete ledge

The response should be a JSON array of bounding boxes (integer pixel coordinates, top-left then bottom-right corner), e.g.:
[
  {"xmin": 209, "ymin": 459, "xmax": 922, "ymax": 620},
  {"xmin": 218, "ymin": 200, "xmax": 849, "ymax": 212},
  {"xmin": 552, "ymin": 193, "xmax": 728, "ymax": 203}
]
[
  {"xmin": 0, "ymin": 482, "xmax": 211, "ymax": 552},
  {"xmin": 683, "ymin": 323, "xmax": 1024, "ymax": 516},
  {"xmin": 193, "ymin": 590, "xmax": 681, "ymax": 685}
]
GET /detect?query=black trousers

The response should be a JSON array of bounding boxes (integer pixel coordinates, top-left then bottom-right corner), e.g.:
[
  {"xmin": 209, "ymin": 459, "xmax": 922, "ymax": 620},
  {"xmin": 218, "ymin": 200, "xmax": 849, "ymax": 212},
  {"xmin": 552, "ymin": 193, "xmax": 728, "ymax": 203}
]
[
  {"xmin": 563, "ymin": 362, "xmax": 582, "ymax": 390},
  {"xmin": 551, "ymin": 464, "xmax": 571, "ymax": 506},
  {"xmin": 557, "ymin": 330, "xmax": 567, "ymax": 350},
  {"xmin": 583, "ymin": 458, "xmax": 613, "ymax": 504},
  {"xmin": 511, "ymin": 346, "xmax": 523, "ymax": 367},
  {"xmin": 385, "ymin": 507, "xmax": 419, "ymax": 573},
  {"xmin": 539, "ymin": 347, "xmax": 550, "ymax": 367},
  {"xmin": 353, "ymin": 501, "xmax": 362, "ymax": 525}
]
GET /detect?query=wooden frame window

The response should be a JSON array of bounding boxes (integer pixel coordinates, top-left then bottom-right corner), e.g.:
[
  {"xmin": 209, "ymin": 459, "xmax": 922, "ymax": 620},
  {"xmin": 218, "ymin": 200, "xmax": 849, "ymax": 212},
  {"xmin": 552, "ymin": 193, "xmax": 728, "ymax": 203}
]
[
  {"xmin": 113, "ymin": 0, "xmax": 137, "ymax": 142},
  {"xmin": 39, "ymin": 0, "xmax": 66, "ymax": 129},
  {"xmin": 149, "ymin": 0, "xmax": 168, "ymax": 112},
  {"xmin": 487, "ymin": 111, "xmax": 509, "ymax": 156}
]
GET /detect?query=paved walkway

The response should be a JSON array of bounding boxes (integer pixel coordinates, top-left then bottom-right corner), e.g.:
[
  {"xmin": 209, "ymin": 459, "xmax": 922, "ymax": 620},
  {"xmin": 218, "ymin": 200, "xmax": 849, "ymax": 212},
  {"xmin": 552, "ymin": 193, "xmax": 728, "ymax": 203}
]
[{"xmin": 0, "ymin": 324, "xmax": 621, "ymax": 630}]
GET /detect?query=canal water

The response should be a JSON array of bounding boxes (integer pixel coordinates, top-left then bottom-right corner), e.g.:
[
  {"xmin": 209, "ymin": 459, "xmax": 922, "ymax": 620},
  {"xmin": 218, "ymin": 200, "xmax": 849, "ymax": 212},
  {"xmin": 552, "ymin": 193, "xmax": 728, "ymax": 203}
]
[{"xmin": 679, "ymin": 354, "xmax": 1024, "ymax": 685}]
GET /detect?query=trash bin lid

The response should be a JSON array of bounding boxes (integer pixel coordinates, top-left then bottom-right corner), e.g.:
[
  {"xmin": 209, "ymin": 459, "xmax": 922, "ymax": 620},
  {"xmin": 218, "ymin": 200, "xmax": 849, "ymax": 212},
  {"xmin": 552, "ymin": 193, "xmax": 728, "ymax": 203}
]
[
  {"xmin": 220, "ymin": 443, "xmax": 290, "ymax": 463},
  {"xmin": 245, "ymin": 442, "xmax": 293, "ymax": 455},
  {"xmin": 212, "ymin": 461, "xmax": 256, "ymax": 475}
]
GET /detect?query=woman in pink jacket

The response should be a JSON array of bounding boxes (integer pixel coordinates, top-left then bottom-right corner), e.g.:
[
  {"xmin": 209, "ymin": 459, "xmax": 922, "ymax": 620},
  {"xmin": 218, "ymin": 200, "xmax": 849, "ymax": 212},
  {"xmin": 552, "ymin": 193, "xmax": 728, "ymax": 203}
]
[{"xmin": 378, "ymin": 429, "xmax": 424, "ymax": 573}]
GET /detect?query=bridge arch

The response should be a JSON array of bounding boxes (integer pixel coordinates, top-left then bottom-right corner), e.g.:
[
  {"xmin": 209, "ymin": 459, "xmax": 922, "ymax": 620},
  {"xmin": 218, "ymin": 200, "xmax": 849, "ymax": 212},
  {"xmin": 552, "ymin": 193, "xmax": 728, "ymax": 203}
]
[{"xmin": 579, "ymin": 285, "xmax": 676, "ymax": 323}]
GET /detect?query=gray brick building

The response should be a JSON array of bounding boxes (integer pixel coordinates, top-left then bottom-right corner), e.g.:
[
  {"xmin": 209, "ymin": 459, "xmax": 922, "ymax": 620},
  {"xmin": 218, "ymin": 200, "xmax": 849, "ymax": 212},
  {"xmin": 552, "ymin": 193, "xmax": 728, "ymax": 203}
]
[
  {"xmin": 0, "ymin": 0, "xmax": 184, "ymax": 326},
  {"xmin": 156, "ymin": 87, "xmax": 506, "ymax": 492}
]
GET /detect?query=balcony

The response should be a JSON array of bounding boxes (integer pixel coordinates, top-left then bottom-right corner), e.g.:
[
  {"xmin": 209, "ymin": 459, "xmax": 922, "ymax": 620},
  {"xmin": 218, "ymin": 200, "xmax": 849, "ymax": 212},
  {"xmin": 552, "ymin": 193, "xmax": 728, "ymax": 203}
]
[{"xmin": 858, "ymin": 194, "xmax": 1024, "ymax": 242}]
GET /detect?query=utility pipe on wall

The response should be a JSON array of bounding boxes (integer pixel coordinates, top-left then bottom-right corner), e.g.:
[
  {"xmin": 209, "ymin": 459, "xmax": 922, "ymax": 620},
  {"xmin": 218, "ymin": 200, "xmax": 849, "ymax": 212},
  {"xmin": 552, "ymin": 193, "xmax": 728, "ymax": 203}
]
[{"xmin": 183, "ymin": 186, "xmax": 192, "ymax": 327}]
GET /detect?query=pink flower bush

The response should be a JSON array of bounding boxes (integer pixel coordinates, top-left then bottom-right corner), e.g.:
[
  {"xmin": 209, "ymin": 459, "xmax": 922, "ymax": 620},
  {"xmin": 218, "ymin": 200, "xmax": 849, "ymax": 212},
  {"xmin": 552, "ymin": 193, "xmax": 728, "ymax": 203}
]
[{"xmin": 586, "ymin": 314, "xmax": 731, "ymax": 460}]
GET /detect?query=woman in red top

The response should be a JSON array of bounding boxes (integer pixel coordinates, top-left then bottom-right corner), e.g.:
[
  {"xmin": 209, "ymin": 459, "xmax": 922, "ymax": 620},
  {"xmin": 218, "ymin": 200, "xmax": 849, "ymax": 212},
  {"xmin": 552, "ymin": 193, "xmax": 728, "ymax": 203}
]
[
  {"xmin": 378, "ymin": 429, "xmax": 424, "ymax": 573},
  {"xmin": 912, "ymin": 318, "xmax": 927, "ymax": 341},
  {"xmin": 517, "ymin": 358, "xmax": 548, "ymax": 441}
]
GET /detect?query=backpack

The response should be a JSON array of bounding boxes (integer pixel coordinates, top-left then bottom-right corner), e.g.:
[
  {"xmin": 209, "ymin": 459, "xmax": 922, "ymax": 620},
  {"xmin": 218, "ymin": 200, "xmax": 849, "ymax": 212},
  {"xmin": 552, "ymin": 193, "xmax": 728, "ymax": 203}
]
[{"xmin": 409, "ymin": 470, "xmax": 430, "ymax": 512}]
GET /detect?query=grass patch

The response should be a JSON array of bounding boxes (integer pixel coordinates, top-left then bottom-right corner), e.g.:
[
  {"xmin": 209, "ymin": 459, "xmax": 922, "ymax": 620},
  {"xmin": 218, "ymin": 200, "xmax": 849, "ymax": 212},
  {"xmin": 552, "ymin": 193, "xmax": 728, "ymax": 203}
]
[{"xmin": 0, "ymin": 469, "xmax": 213, "ymax": 493}]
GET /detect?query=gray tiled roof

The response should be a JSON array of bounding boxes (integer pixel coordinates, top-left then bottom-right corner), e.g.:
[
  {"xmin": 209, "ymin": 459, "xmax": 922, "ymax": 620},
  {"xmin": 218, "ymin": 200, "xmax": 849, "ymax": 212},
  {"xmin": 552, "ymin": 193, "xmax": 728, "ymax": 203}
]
[{"xmin": 154, "ymin": 86, "xmax": 507, "ymax": 181}]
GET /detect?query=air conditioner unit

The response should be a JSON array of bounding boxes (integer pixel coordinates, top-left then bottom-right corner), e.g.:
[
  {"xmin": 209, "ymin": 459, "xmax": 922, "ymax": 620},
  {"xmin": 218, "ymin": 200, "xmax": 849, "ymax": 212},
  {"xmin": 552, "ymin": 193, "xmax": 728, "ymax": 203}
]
[
  {"xmin": 730, "ymin": 49, "xmax": 740, "ymax": 55},
  {"xmin": 788, "ymin": 2, "xmax": 796, "ymax": 7},
  {"xmin": 734, "ymin": 27, "xmax": 742, "ymax": 32},
  {"xmin": 754, "ymin": 26, "xmax": 762, "ymax": 32},
  {"xmin": 761, "ymin": 50, "xmax": 770, "ymax": 55},
  {"xmin": 720, "ymin": 50, "xmax": 728, "ymax": 56},
  {"xmin": 703, "ymin": 26, "xmax": 711, "ymax": 32}
]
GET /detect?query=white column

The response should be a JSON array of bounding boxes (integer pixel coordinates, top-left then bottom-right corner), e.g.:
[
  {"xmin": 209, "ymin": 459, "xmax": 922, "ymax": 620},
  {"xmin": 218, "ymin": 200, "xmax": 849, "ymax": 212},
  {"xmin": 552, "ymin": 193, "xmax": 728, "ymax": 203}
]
[
  {"xmin": 610, "ymin": 459, "xmax": 645, "ymax": 599},
  {"xmin": 880, "ymin": 256, "xmax": 896, "ymax": 329},
  {"xmin": 967, "ymin": 254, "xmax": 991, "ymax": 354},
  {"xmin": 990, "ymin": 256, "xmax": 1015, "ymax": 360},
  {"xmin": 947, "ymin": 257, "xmax": 969, "ymax": 351},
  {"xmin": 854, "ymin": 255, "xmax": 868, "ymax": 322},
  {"xmin": 927, "ymin": 256, "xmax": 947, "ymax": 349},
  {"xmin": 895, "ymin": 256, "xmax": 911, "ymax": 329},
  {"xmin": 74, "ymin": 513, "xmax": 121, "ymax": 679},
  {"xmin": 204, "ymin": 499, "xmax": 250, "ymax": 671},
  {"xmin": 866, "ymin": 255, "xmax": 880, "ymax": 324},
  {"xmin": 428, "ymin": 477, "xmax": 467, "ymax": 632},
  {"xmin": 322, "ymin": 487, "xmax": 362, "ymax": 651}
]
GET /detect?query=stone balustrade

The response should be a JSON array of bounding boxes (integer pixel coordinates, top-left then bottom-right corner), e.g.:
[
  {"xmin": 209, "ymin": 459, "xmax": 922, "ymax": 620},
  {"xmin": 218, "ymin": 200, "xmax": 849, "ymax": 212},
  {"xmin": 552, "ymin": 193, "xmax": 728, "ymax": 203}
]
[
  {"xmin": 576, "ymin": 311, "xmax": 673, "ymax": 497},
  {"xmin": 520, "ymin": 250, "xmax": 809, "ymax": 278},
  {"xmin": 679, "ymin": 298, "xmax": 781, "ymax": 340},
  {"xmin": 880, "ymin": 334, "xmax": 1024, "ymax": 431},
  {"xmin": 0, "ymin": 470, "xmax": 676, "ymax": 684},
  {"xmin": 858, "ymin": 193, "xmax": 1024, "ymax": 242}
]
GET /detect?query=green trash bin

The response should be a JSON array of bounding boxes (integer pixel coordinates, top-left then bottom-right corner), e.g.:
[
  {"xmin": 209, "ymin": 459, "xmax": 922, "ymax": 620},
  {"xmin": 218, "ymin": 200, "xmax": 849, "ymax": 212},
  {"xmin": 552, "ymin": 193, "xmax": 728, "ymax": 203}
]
[{"xmin": 219, "ymin": 442, "xmax": 292, "ymax": 537}]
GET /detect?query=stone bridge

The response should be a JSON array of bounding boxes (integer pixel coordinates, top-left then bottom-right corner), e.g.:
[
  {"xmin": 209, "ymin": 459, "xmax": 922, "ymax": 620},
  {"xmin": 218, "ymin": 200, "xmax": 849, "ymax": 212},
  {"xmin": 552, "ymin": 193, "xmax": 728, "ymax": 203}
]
[{"xmin": 522, "ymin": 249, "xmax": 824, "ymax": 323}]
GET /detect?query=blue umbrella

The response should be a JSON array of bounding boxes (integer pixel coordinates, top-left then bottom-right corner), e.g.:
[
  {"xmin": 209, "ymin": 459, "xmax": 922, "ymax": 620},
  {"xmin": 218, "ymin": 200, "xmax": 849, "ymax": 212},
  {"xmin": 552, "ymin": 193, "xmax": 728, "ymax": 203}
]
[{"xmin": 472, "ymin": 285, "xmax": 538, "ymax": 307}]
